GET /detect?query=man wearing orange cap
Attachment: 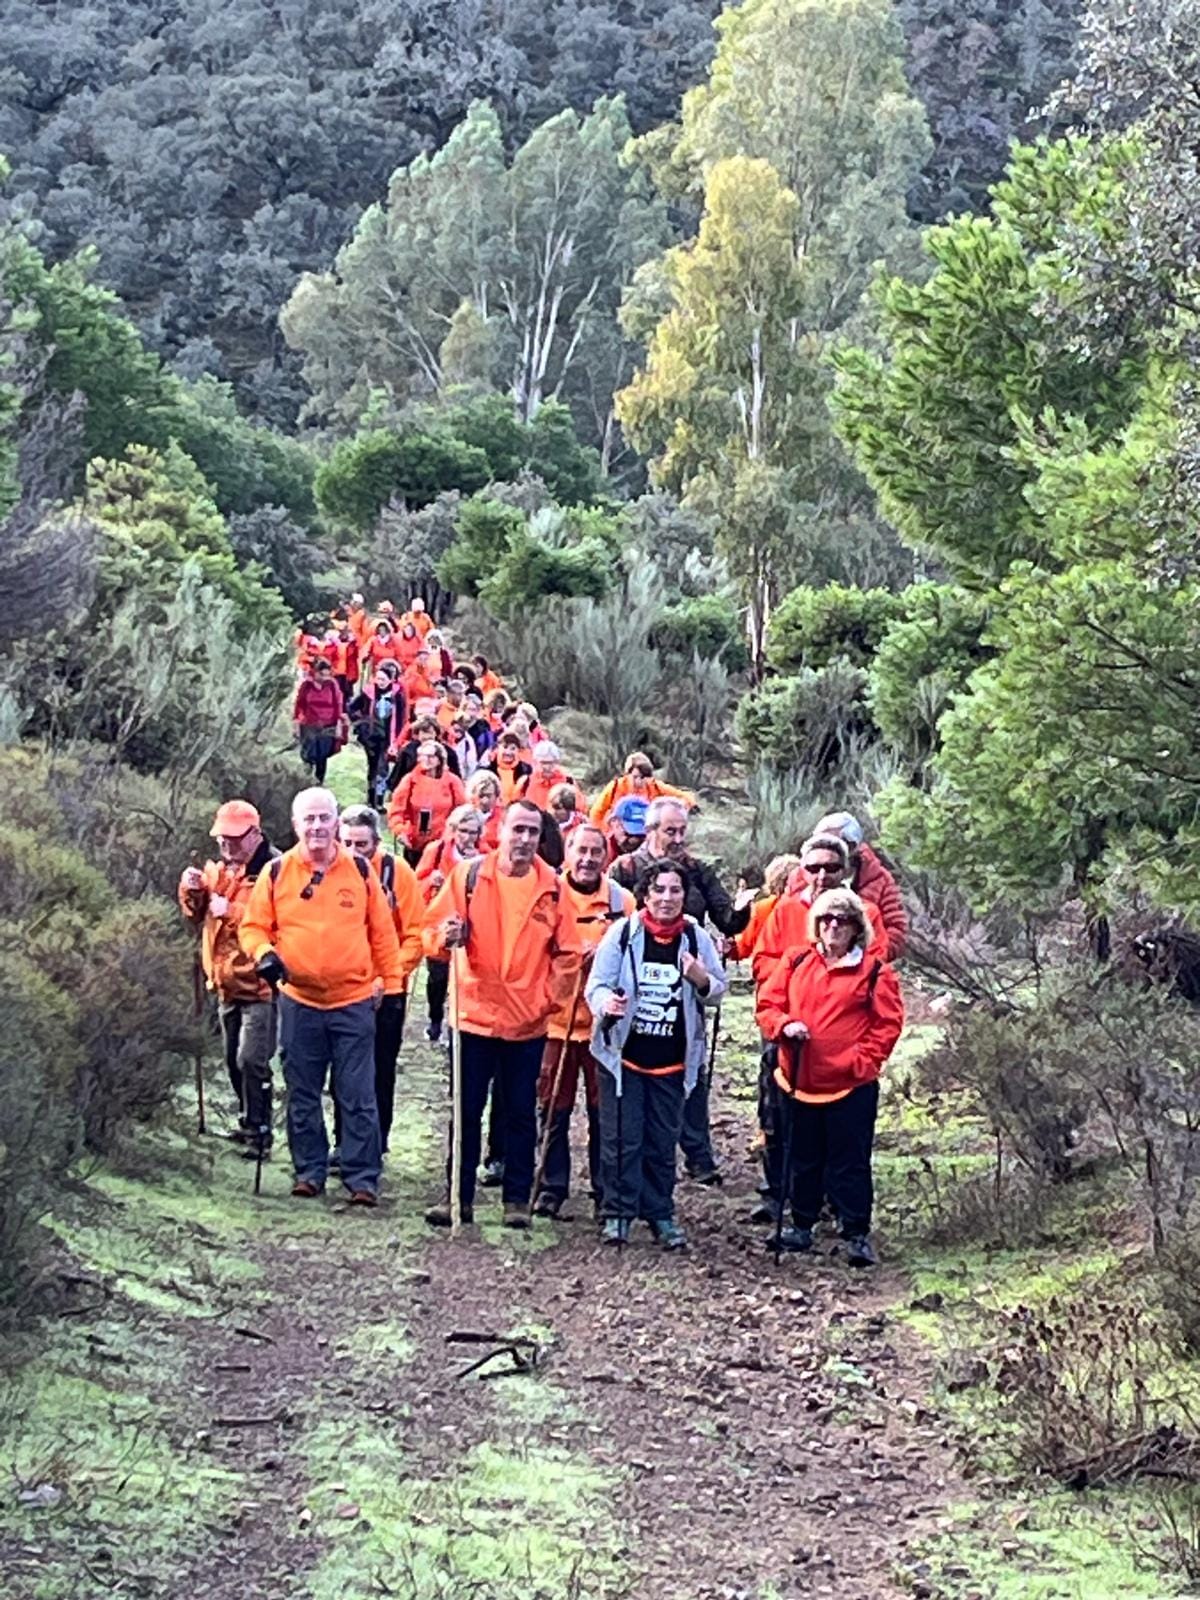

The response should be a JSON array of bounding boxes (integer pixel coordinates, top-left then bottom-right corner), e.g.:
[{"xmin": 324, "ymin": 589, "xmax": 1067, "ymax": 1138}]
[{"xmin": 178, "ymin": 801, "xmax": 280, "ymax": 1153}]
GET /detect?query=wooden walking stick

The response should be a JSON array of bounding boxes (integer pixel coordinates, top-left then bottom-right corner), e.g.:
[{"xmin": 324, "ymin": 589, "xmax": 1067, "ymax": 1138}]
[
  {"xmin": 449, "ymin": 949, "xmax": 464, "ymax": 1237},
  {"xmin": 529, "ymin": 964, "xmax": 588, "ymax": 1219},
  {"xmin": 189, "ymin": 852, "xmax": 208, "ymax": 1136}
]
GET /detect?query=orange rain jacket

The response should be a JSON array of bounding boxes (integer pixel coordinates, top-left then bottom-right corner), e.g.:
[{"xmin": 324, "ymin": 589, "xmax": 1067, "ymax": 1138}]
[
  {"xmin": 517, "ymin": 767, "xmax": 586, "ymax": 812},
  {"xmin": 422, "ymin": 852, "xmax": 580, "ymax": 1040},
  {"xmin": 368, "ymin": 850, "xmax": 425, "ymax": 991},
  {"xmin": 178, "ymin": 842, "xmax": 279, "ymax": 1004},
  {"xmin": 239, "ymin": 845, "xmax": 404, "ymax": 1009},
  {"xmin": 548, "ymin": 875, "xmax": 634, "ymax": 1042},
  {"xmin": 751, "ymin": 889, "xmax": 885, "ymax": 990},
  {"xmin": 728, "ymin": 893, "xmax": 778, "ymax": 964},
  {"xmin": 588, "ymin": 774, "xmax": 694, "ymax": 826},
  {"xmin": 323, "ymin": 635, "xmax": 360, "ymax": 681},
  {"xmin": 755, "ymin": 944, "xmax": 904, "ymax": 1103},
  {"xmin": 387, "ymin": 769, "xmax": 467, "ymax": 853}
]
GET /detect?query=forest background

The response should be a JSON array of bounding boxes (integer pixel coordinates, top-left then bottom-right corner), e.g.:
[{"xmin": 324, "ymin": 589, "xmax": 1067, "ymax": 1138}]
[{"xmin": 5, "ymin": 0, "xmax": 1200, "ymax": 1586}]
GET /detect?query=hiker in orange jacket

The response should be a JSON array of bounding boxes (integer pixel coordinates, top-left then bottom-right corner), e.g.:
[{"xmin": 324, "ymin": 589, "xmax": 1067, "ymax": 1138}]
[
  {"xmin": 473, "ymin": 654, "xmax": 503, "ymax": 697},
  {"xmin": 323, "ymin": 618, "xmax": 361, "ymax": 702},
  {"xmin": 465, "ymin": 770, "xmax": 503, "ymax": 852},
  {"xmin": 338, "ymin": 804, "xmax": 424, "ymax": 1153},
  {"xmin": 483, "ymin": 730, "xmax": 532, "ymax": 804},
  {"xmin": 548, "ymin": 782, "xmax": 589, "ymax": 845},
  {"xmin": 589, "ymin": 751, "xmax": 695, "ymax": 826},
  {"xmin": 239, "ymin": 787, "xmax": 405, "ymax": 1205},
  {"xmin": 517, "ymin": 740, "xmax": 585, "ymax": 812},
  {"xmin": 392, "ymin": 620, "xmax": 425, "ymax": 670},
  {"xmin": 414, "ymin": 804, "xmax": 485, "ymax": 1044},
  {"xmin": 728, "ymin": 854, "xmax": 802, "ymax": 964},
  {"xmin": 179, "ymin": 799, "xmax": 280, "ymax": 1151},
  {"xmin": 422, "ymin": 799, "xmax": 580, "ymax": 1229},
  {"xmin": 532, "ymin": 825, "xmax": 634, "ymax": 1219},
  {"xmin": 404, "ymin": 596, "xmax": 434, "ymax": 638},
  {"xmin": 403, "ymin": 648, "xmax": 439, "ymax": 706},
  {"xmin": 815, "ymin": 811, "xmax": 908, "ymax": 961},
  {"xmin": 346, "ymin": 593, "xmax": 371, "ymax": 650},
  {"xmin": 755, "ymin": 886, "xmax": 903, "ymax": 1267},
  {"xmin": 750, "ymin": 834, "xmax": 885, "ymax": 990},
  {"xmin": 387, "ymin": 742, "xmax": 467, "ymax": 866}
]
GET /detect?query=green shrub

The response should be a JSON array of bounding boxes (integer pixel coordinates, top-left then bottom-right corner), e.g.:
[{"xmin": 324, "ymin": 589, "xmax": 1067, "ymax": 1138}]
[
  {"xmin": 653, "ymin": 594, "xmax": 748, "ymax": 669},
  {"xmin": 734, "ymin": 661, "xmax": 874, "ymax": 777},
  {"xmin": 868, "ymin": 583, "xmax": 992, "ymax": 763},
  {"xmin": 766, "ymin": 583, "xmax": 905, "ymax": 672},
  {"xmin": 315, "ymin": 428, "xmax": 491, "ymax": 530}
]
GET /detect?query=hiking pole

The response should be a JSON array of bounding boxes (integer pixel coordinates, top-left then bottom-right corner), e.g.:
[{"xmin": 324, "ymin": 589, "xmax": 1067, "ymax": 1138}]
[
  {"xmin": 600, "ymin": 987, "xmax": 628, "ymax": 1252},
  {"xmin": 449, "ymin": 950, "xmax": 464, "ymax": 1237},
  {"xmin": 529, "ymin": 910, "xmax": 623, "ymax": 1219},
  {"xmin": 771, "ymin": 1040, "xmax": 800, "ymax": 1264},
  {"xmin": 253, "ymin": 1115, "xmax": 269, "ymax": 1196},
  {"xmin": 189, "ymin": 852, "xmax": 208, "ymax": 1136}
]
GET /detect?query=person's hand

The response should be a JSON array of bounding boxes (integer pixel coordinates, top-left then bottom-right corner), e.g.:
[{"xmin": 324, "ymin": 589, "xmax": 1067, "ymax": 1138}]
[
  {"xmin": 180, "ymin": 866, "xmax": 204, "ymax": 892},
  {"xmin": 208, "ymin": 893, "xmax": 229, "ymax": 917},
  {"xmin": 782, "ymin": 1020, "xmax": 809, "ymax": 1041},
  {"xmin": 734, "ymin": 885, "xmax": 758, "ymax": 912},
  {"xmin": 441, "ymin": 914, "xmax": 466, "ymax": 948},
  {"xmin": 429, "ymin": 870, "xmax": 445, "ymax": 891},
  {"xmin": 604, "ymin": 991, "xmax": 628, "ymax": 1018},
  {"xmin": 680, "ymin": 951, "xmax": 710, "ymax": 989},
  {"xmin": 256, "ymin": 951, "xmax": 288, "ymax": 990}
]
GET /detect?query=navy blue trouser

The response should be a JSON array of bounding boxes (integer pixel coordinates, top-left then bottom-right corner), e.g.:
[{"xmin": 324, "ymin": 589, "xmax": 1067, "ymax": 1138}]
[
  {"xmin": 280, "ymin": 995, "xmax": 380, "ymax": 1195},
  {"xmin": 447, "ymin": 1032, "xmax": 543, "ymax": 1209},
  {"xmin": 679, "ymin": 1067, "xmax": 717, "ymax": 1173}
]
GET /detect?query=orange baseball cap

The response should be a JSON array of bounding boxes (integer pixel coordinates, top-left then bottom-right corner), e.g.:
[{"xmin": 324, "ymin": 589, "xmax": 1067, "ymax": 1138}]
[{"xmin": 210, "ymin": 799, "xmax": 261, "ymax": 838}]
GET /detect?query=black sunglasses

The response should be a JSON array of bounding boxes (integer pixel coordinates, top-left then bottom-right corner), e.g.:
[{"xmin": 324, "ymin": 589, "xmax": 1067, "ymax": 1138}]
[{"xmin": 300, "ymin": 869, "xmax": 326, "ymax": 900}]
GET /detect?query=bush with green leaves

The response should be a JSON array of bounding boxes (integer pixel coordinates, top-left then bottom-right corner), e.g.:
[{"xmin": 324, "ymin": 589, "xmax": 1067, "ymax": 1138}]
[
  {"xmin": 653, "ymin": 594, "xmax": 747, "ymax": 670},
  {"xmin": 766, "ymin": 583, "xmax": 905, "ymax": 671},
  {"xmin": 314, "ymin": 428, "xmax": 491, "ymax": 531},
  {"xmin": 735, "ymin": 660, "xmax": 875, "ymax": 778},
  {"xmin": 867, "ymin": 583, "xmax": 993, "ymax": 765}
]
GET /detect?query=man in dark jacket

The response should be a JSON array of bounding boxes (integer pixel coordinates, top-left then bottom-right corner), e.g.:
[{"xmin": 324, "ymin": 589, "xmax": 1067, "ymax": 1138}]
[{"xmin": 611, "ymin": 797, "xmax": 752, "ymax": 1183}]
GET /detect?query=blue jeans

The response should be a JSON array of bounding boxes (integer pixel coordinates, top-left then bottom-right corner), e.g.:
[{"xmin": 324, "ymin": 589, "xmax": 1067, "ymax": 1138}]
[
  {"xmin": 280, "ymin": 995, "xmax": 380, "ymax": 1195},
  {"xmin": 448, "ymin": 1032, "xmax": 543, "ymax": 1209}
]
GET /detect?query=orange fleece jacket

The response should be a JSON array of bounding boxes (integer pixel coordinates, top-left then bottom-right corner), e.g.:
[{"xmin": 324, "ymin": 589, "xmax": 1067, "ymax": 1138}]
[
  {"xmin": 239, "ymin": 845, "xmax": 404, "ymax": 1009},
  {"xmin": 422, "ymin": 853, "xmax": 580, "ymax": 1040},
  {"xmin": 548, "ymin": 875, "xmax": 634, "ymax": 1041},
  {"xmin": 369, "ymin": 850, "xmax": 425, "ymax": 990}
]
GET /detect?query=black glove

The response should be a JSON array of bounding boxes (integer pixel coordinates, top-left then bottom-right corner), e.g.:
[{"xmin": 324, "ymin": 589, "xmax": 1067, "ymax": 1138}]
[{"xmin": 256, "ymin": 951, "xmax": 288, "ymax": 990}]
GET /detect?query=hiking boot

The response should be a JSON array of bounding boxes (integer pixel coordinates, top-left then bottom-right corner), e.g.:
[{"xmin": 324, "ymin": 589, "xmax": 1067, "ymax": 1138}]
[
  {"xmin": 601, "ymin": 1218, "xmax": 631, "ymax": 1245},
  {"xmin": 479, "ymin": 1159, "xmax": 504, "ymax": 1188},
  {"xmin": 651, "ymin": 1219, "xmax": 688, "ymax": 1251},
  {"xmin": 291, "ymin": 1179, "xmax": 323, "ymax": 1198},
  {"xmin": 502, "ymin": 1203, "xmax": 530, "ymax": 1230},
  {"xmin": 766, "ymin": 1225, "xmax": 813, "ymax": 1255},
  {"xmin": 749, "ymin": 1197, "xmax": 780, "ymax": 1225},
  {"xmin": 686, "ymin": 1164, "xmax": 723, "ymax": 1187},
  {"xmin": 348, "ymin": 1190, "xmax": 377, "ymax": 1208},
  {"xmin": 424, "ymin": 1022, "xmax": 442, "ymax": 1043},
  {"xmin": 425, "ymin": 1201, "xmax": 474, "ymax": 1228},
  {"xmin": 844, "ymin": 1234, "xmax": 877, "ymax": 1269},
  {"xmin": 532, "ymin": 1191, "xmax": 562, "ymax": 1219}
]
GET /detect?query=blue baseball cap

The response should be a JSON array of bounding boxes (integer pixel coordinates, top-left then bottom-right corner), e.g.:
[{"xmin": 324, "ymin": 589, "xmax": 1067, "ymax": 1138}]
[{"xmin": 612, "ymin": 796, "xmax": 648, "ymax": 835}]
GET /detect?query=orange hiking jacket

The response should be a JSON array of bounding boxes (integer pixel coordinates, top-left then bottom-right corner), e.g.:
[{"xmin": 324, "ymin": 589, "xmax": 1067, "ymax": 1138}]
[
  {"xmin": 387, "ymin": 769, "xmax": 466, "ymax": 852},
  {"xmin": 239, "ymin": 845, "xmax": 404, "ymax": 1009},
  {"xmin": 415, "ymin": 836, "xmax": 474, "ymax": 902},
  {"xmin": 422, "ymin": 853, "xmax": 580, "ymax": 1040},
  {"xmin": 324, "ymin": 637, "xmax": 360, "ymax": 680},
  {"xmin": 403, "ymin": 609, "xmax": 434, "ymax": 639},
  {"xmin": 755, "ymin": 945, "xmax": 904, "ymax": 1103},
  {"xmin": 728, "ymin": 893, "xmax": 778, "ymax": 963},
  {"xmin": 347, "ymin": 604, "xmax": 371, "ymax": 648},
  {"xmin": 548, "ymin": 876, "xmax": 634, "ymax": 1042},
  {"xmin": 751, "ymin": 890, "xmax": 884, "ymax": 990},
  {"xmin": 588, "ymin": 774, "xmax": 694, "ymax": 826},
  {"xmin": 369, "ymin": 851, "xmax": 425, "ymax": 990},
  {"xmin": 178, "ymin": 846, "xmax": 278, "ymax": 1004},
  {"xmin": 518, "ymin": 768, "xmax": 585, "ymax": 812},
  {"xmin": 403, "ymin": 666, "xmax": 438, "ymax": 704}
]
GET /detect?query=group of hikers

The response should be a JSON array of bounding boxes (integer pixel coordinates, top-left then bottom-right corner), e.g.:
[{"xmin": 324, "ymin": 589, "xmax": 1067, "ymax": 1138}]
[{"xmin": 181, "ymin": 596, "xmax": 907, "ymax": 1264}]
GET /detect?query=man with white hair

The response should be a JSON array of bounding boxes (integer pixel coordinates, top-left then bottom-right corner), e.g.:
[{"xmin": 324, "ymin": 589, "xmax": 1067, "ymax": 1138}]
[{"xmin": 240, "ymin": 787, "xmax": 405, "ymax": 1205}]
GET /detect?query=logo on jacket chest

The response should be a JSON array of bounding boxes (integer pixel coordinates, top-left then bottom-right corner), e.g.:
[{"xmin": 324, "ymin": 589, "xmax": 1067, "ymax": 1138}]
[{"xmin": 337, "ymin": 889, "xmax": 356, "ymax": 911}]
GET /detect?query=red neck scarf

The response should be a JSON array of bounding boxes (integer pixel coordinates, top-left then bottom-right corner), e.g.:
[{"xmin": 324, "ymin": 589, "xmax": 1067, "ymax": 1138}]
[{"xmin": 641, "ymin": 911, "xmax": 685, "ymax": 942}]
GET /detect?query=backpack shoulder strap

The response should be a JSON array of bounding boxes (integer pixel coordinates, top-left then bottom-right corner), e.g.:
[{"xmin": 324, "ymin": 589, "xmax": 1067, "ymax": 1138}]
[
  {"xmin": 865, "ymin": 957, "xmax": 883, "ymax": 1007},
  {"xmin": 464, "ymin": 855, "xmax": 483, "ymax": 911},
  {"xmin": 351, "ymin": 854, "xmax": 370, "ymax": 882},
  {"xmin": 270, "ymin": 857, "xmax": 282, "ymax": 884},
  {"xmin": 380, "ymin": 854, "xmax": 395, "ymax": 902},
  {"xmin": 790, "ymin": 947, "xmax": 811, "ymax": 976},
  {"xmin": 608, "ymin": 879, "xmax": 624, "ymax": 916},
  {"xmin": 684, "ymin": 920, "xmax": 698, "ymax": 958}
]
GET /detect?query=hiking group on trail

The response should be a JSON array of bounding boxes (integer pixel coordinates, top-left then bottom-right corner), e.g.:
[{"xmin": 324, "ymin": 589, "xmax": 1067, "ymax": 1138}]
[{"xmin": 179, "ymin": 596, "xmax": 906, "ymax": 1263}]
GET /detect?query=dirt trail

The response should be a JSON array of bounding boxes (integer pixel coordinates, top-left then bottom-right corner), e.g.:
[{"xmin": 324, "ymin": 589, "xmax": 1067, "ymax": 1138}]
[{"xmin": 173, "ymin": 1034, "xmax": 962, "ymax": 1600}]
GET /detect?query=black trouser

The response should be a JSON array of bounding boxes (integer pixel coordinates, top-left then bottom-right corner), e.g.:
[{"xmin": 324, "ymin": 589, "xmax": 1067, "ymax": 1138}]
[
  {"xmin": 445, "ymin": 1032, "xmax": 543, "ymax": 1209},
  {"xmin": 758, "ymin": 1045, "xmax": 783, "ymax": 1200},
  {"xmin": 300, "ymin": 730, "xmax": 335, "ymax": 784},
  {"xmin": 782, "ymin": 1079, "xmax": 879, "ymax": 1237},
  {"xmin": 598, "ymin": 1067, "xmax": 686, "ymax": 1223},
  {"xmin": 333, "ymin": 993, "xmax": 406, "ymax": 1152},
  {"xmin": 362, "ymin": 735, "xmax": 388, "ymax": 806},
  {"xmin": 485, "ymin": 1070, "xmax": 506, "ymax": 1167},
  {"xmin": 536, "ymin": 1039, "xmax": 600, "ymax": 1202},
  {"xmin": 426, "ymin": 958, "xmax": 448, "ymax": 1031}
]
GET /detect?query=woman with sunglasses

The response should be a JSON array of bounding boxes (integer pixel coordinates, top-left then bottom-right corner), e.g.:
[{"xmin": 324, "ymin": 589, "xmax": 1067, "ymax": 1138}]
[{"xmin": 754, "ymin": 886, "xmax": 903, "ymax": 1267}]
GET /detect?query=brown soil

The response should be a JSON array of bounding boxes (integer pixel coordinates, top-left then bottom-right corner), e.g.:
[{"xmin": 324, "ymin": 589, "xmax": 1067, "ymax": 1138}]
[{"xmin": 173, "ymin": 1046, "xmax": 963, "ymax": 1600}]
